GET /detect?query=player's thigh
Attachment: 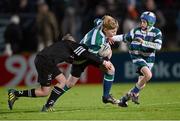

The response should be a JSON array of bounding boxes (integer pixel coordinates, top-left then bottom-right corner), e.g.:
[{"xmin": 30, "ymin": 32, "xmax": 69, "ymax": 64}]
[
  {"xmin": 135, "ymin": 61, "xmax": 148, "ymax": 76},
  {"xmin": 71, "ymin": 62, "xmax": 88, "ymax": 78},
  {"xmin": 140, "ymin": 66, "xmax": 152, "ymax": 80},
  {"xmin": 35, "ymin": 55, "xmax": 62, "ymax": 86},
  {"xmin": 55, "ymin": 73, "xmax": 67, "ymax": 84},
  {"xmin": 66, "ymin": 75, "xmax": 79, "ymax": 87}
]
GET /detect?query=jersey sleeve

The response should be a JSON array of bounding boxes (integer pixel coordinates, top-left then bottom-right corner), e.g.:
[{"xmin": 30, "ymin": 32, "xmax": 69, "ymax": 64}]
[
  {"xmin": 123, "ymin": 28, "xmax": 135, "ymax": 42},
  {"xmin": 142, "ymin": 29, "xmax": 162, "ymax": 50},
  {"xmin": 154, "ymin": 29, "xmax": 162, "ymax": 45},
  {"xmin": 88, "ymin": 45, "xmax": 101, "ymax": 54},
  {"xmin": 73, "ymin": 43, "xmax": 103, "ymax": 64}
]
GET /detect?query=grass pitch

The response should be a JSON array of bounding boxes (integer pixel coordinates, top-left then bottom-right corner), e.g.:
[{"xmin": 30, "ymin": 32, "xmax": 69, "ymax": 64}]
[{"xmin": 0, "ymin": 82, "xmax": 180, "ymax": 120}]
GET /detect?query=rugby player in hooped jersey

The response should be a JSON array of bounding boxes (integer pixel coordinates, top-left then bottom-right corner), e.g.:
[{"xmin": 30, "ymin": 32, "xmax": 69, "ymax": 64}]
[
  {"xmin": 110, "ymin": 11, "xmax": 162, "ymax": 107},
  {"xmin": 65, "ymin": 15, "xmax": 119, "ymax": 104}
]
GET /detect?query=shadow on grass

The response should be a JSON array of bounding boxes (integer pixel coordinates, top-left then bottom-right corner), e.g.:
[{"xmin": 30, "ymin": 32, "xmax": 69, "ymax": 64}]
[
  {"xmin": 0, "ymin": 105, "xmax": 118, "ymax": 114},
  {"xmin": 0, "ymin": 109, "xmax": 40, "ymax": 114}
]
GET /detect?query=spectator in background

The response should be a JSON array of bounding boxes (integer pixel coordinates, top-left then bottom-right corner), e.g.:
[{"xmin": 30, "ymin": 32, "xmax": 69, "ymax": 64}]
[
  {"xmin": 95, "ymin": 4, "xmax": 106, "ymax": 19},
  {"xmin": 80, "ymin": 0, "xmax": 102, "ymax": 36},
  {"xmin": 176, "ymin": 10, "xmax": 180, "ymax": 48},
  {"xmin": 51, "ymin": 0, "xmax": 67, "ymax": 39},
  {"xmin": 61, "ymin": 6, "xmax": 82, "ymax": 42},
  {"xmin": 4, "ymin": 15, "xmax": 23, "ymax": 55},
  {"xmin": 105, "ymin": 0, "xmax": 119, "ymax": 17},
  {"xmin": 143, "ymin": 0, "xmax": 166, "ymax": 29},
  {"xmin": 36, "ymin": 0, "xmax": 59, "ymax": 51},
  {"xmin": 120, "ymin": 0, "xmax": 139, "ymax": 51},
  {"xmin": 17, "ymin": 0, "xmax": 30, "ymax": 13},
  {"xmin": 123, "ymin": 0, "xmax": 139, "ymax": 33}
]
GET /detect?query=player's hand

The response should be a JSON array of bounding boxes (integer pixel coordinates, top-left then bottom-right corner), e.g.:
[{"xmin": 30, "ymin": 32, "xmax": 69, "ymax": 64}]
[
  {"xmin": 134, "ymin": 37, "xmax": 144, "ymax": 44},
  {"xmin": 107, "ymin": 37, "xmax": 115, "ymax": 45},
  {"xmin": 103, "ymin": 60, "xmax": 112, "ymax": 70}
]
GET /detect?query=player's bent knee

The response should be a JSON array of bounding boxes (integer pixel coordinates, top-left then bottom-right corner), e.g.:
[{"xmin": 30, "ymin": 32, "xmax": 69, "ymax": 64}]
[
  {"xmin": 145, "ymin": 72, "xmax": 152, "ymax": 81},
  {"xmin": 66, "ymin": 76, "xmax": 79, "ymax": 88},
  {"xmin": 43, "ymin": 90, "xmax": 50, "ymax": 96},
  {"xmin": 106, "ymin": 64, "xmax": 115, "ymax": 75},
  {"xmin": 40, "ymin": 89, "xmax": 50, "ymax": 96}
]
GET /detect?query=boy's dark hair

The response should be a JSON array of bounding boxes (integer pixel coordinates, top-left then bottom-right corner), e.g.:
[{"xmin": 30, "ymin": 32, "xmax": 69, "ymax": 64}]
[
  {"xmin": 55, "ymin": 33, "xmax": 76, "ymax": 42},
  {"xmin": 62, "ymin": 34, "xmax": 76, "ymax": 42}
]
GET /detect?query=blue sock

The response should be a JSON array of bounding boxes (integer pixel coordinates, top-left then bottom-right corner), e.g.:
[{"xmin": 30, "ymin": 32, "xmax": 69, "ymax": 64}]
[
  {"xmin": 130, "ymin": 84, "xmax": 140, "ymax": 94},
  {"xmin": 103, "ymin": 73, "xmax": 114, "ymax": 97}
]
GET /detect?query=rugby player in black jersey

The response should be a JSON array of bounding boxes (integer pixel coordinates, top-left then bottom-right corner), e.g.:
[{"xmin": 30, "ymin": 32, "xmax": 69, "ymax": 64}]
[{"xmin": 8, "ymin": 34, "xmax": 112, "ymax": 111}]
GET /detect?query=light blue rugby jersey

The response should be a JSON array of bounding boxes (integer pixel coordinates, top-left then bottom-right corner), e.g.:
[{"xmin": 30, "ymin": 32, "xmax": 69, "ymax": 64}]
[
  {"xmin": 123, "ymin": 27, "xmax": 162, "ymax": 69},
  {"xmin": 80, "ymin": 19, "xmax": 109, "ymax": 55}
]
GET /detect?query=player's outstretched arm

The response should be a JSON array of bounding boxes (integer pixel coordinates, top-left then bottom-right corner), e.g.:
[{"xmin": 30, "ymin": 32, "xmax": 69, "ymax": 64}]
[{"xmin": 108, "ymin": 35, "xmax": 124, "ymax": 45}]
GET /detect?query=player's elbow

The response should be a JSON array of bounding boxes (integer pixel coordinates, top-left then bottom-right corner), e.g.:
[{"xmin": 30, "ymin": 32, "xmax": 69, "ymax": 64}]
[
  {"xmin": 156, "ymin": 45, "xmax": 161, "ymax": 50},
  {"xmin": 155, "ymin": 44, "xmax": 162, "ymax": 50}
]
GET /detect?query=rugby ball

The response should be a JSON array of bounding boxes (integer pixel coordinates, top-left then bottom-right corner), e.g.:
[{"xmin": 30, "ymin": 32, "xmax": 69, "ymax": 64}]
[{"xmin": 98, "ymin": 44, "xmax": 111, "ymax": 57}]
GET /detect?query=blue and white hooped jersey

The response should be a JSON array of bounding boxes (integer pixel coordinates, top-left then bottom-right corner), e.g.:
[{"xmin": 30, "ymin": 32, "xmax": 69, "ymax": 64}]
[{"xmin": 124, "ymin": 27, "xmax": 162, "ymax": 69}]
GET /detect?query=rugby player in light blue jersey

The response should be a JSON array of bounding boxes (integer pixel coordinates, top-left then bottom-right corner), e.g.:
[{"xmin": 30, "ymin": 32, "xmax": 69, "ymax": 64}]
[{"xmin": 111, "ymin": 11, "xmax": 162, "ymax": 107}]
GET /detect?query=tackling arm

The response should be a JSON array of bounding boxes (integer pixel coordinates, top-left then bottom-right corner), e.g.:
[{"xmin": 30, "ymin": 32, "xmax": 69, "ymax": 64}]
[
  {"xmin": 73, "ymin": 45, "xmax": 103, "ymax": 65},
  {"xmin": 77, "ymin": 47, "xmax": 112, "ymax": 70}
]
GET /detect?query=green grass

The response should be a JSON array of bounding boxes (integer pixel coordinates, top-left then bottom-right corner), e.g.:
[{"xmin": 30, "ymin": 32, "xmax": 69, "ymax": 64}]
[{"xmin": 0, "ymin": 82, "xmax": 180, "ymax": 120}]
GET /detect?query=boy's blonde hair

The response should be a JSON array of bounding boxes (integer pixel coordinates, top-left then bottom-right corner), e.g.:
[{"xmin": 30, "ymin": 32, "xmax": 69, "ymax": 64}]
[{"xmin": 102, "ymin": 15, "xmax": 119, "ymax": 30}]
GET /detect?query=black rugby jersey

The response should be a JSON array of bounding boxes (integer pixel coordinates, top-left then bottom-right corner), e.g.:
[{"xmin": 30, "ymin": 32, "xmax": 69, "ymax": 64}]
[{"xmin": 37, "ymin": 39, "xmax": 103, "ymax": 65}]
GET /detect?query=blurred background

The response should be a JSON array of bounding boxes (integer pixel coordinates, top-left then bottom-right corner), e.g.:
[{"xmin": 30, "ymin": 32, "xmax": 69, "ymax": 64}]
[{"xmin": 0, "ymin": 0, "xmax": 180, "ymax": 87}]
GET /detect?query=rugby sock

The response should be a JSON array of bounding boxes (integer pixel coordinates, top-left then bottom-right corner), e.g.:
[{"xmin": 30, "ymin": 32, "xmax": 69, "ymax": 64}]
[
  {"xmin": 103, "ymin": 73, "xmax": 114, "ymax": 97},
  {"xmin": 45, "ymin": 86, "xmax": 65, "ymax": 107},
  {"xmin": 130, "ymin": 83, "xmax": 141, "ymax": 94},
  {"xmin": 14, "ymin": 89, "xmax": 36, "ymax": 97},
  {"xmin": 63, "ymin": 85, "xmax": 70, "ymax": 91}
]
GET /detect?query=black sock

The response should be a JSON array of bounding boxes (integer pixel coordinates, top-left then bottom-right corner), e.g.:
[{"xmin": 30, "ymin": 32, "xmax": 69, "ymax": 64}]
[
  {"xmin": 14, "ymin": 89, "xmax": 36, "ymax": 97},
  {"xmin": 45, "ymin": 86, "xmax": 65, "ymax": 107}
]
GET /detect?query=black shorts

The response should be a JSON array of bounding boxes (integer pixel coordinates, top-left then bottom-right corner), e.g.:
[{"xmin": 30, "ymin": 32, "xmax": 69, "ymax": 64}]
[
  {"xmin": 136, "ymin": 66, "xmax": 144, "ymax": 76},
  {"xmin": 34, "ymin": 55, "xmax": 62, "ymax": 86},
  {"xmin": 71, "ymin": 60, "xmax": 100, "ymax": 78}
]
